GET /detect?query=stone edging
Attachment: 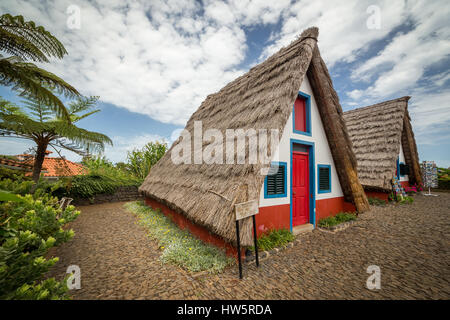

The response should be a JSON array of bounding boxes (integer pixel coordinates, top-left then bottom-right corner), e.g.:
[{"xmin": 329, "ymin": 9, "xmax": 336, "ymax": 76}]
[
  {"xmin": 73, "ymin": 186, "xmax": 142, "ymax": 205},
  {"xmin": 317, "ymin": 220, "xmax": 357, "ymax": 233},
  {"xmin": 245, "ymin": 242, "xmax": 295, "ymax": 264}
]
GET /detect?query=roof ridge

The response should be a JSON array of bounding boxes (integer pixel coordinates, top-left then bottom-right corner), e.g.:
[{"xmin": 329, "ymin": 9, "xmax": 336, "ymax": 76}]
[{"xmin": 344, "ymin": 96, "xmax": 410, "ymax": 115}]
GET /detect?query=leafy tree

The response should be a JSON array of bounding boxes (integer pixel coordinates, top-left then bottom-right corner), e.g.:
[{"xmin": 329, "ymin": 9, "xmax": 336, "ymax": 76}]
[
  {"xmin": 0, "ymin": 13, "xmax": 79, "ymax": 120},
  {"xmin": 0, "ymin": 96, "xmax": 112, "ymax": 182},
  {"xmin": 126, "ymin": 141, "xmax": 168, "ymax": 180}
]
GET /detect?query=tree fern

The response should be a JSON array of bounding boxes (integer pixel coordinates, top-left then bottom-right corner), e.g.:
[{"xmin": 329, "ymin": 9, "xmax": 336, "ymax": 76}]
[
  {"xmin": 0, "ymin": 14, "xmax": 80, "ymax": 121},
  {"xmin": 0, "ymin": 14, "xmax": 67, "ymax": 62},
  {"xmin": 0, "ymin": 95, "xmax": 112, "ymax": 182}
]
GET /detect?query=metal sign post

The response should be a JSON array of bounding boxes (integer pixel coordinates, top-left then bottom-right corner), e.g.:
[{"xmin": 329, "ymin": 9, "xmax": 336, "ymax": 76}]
[
  {"xmin": 421, "ymin": 161, "xmax": 439, "ymax": 197},
  {"xmin": 234, "ymin": 199, "xmax": 259, "ymax": 279}
]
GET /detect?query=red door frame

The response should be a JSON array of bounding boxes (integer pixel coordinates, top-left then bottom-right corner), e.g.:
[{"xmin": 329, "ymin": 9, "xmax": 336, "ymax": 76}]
[
  {"xmin": 290, "ymin": 139, "xmax": 316, "ymax": 230},
  {"xmin": 292, "ymin": 151, "xmax": 310, "ymax": 226}
]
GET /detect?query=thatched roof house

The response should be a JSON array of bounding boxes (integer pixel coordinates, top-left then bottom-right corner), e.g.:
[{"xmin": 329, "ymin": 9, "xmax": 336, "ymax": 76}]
[
  {"xmin": 343, "ymin": 97, "xmax": 422, "ymax": 192},
  {"xmin": 140, "ymin": 27, "xmax": 369, "ymax": 247}
]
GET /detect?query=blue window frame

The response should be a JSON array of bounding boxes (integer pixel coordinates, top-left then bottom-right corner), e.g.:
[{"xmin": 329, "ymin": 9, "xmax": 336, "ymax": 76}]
[
  {"xmin": 292, "ymin": 91, "xmax": 312, "ymax": 136},
  {"xmin": 396, "ymin": 157, "xmax": 400, "ymax": 179},
  {"xmin": 264, "ymin": 162, "xmax": 287, "ymax": 198},
  {"xmin": 317, "ymin": 164, "xmax": 331, "ymax": 193}
]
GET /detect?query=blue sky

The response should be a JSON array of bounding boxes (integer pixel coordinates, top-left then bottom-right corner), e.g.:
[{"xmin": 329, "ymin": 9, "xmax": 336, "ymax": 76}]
[{"xmin": 0, "ymin": 0, "xmax": 449, "ymax": 166}]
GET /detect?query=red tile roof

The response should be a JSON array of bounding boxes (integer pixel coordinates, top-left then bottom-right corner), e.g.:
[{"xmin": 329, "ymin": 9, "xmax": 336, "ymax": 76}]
[
  {"xmin": 0, "ymin": 157, "xmax": 33, "ymax": 171},
  {"xmin": 1, "ymin": 153, "xmax": 86, "ymax": 177},
  {"xmin": 24, "ymin": 157, "xmax": 86, "ymax": 177}
]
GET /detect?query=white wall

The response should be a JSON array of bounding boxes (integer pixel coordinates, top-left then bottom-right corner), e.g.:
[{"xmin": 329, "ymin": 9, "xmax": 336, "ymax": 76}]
[
  {"xmin": 398, "ymin": 143, "xmax": 409, "ymax": 182},
  {"xmin": 259, "ymin": 76, "xmax": 344, "ymax": 208}
]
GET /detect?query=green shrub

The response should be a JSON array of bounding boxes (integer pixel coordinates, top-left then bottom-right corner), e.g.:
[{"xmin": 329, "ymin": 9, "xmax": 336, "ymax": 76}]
[
  {"xmin": 252, "ymin": 229, "xmax": 294, "ymax": 252},
  {"xmin": 438, "ymin": 179, "xmax": 450, "ymax": 190},
  {"xmin": 12, "ymin": 278, "xmax": 70, "ymax": 300},
  {"xmin": 368, "ymin": 197, "xmax": 387, "ymax": 206},
  {"xmin": 53, "ymin": 156, "xmax": 143, "ymax": 199},
  {"xmin": 124, "ymin": 201, "xmax": 233, "ymax": 273},
  {"xmin": 0, "ymin": 194, "xmax": 80, "ymax": 299},
  {"xmin": 318, "ymin": 212, "xmax": 356, "ymax": 228},
  {"xmin": 0, "ymin": 177, "xmax": 63, "ymax": 199},
  {"xmin": 398, "ymin": 195, "xmax": 414, "ymax": 204},
  {"xmin": 126, "ymin": 141, "xmax": 168, "ymax": 180},
  {"xmin": 0, "ymin": 167, "xmax": 29, "ymax": 181}
]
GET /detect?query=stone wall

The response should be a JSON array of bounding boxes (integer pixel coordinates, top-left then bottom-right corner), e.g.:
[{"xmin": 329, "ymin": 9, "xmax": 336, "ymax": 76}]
[{"xmin": 73, "ymin": 186, "xmax": 142, "ymax": 205}]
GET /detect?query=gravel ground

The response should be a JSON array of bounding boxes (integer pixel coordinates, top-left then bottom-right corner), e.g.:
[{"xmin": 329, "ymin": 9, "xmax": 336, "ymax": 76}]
[{"xmin": 46, "ymin": 192, "xmax": 450, "ymax": 299}]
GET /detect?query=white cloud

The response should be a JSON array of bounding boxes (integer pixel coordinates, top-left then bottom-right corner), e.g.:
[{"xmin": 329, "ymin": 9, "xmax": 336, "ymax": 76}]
[
  {"xmin": 4, "ymin": 0, "xmax": 446, "ymax": 126},
  {"xmin": 350, "ymin": 1, "xmax": 450, "ymax": 98},
  {"xmin": 1, "ymin": 0, "xmax": 449, "ymax": 166},
  {"xmin": 347, "ymin": 89, "xmax": 364, "ymax": 100},
  {"xmin": 262, "ymin": 0, "xmax": 406, "ymax": 66},
  {"xmin": 409, "ymin": 89, "xmax": 450, "ymax": 134},
  {"xmin": 0, "ymin": 0, "xmax": 292, "ymax": 126}
]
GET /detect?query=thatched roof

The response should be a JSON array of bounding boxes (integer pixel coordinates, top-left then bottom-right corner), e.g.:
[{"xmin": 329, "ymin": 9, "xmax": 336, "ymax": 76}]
[
  {"xmin": 343, "ymin": 97, "xmax": 422, "ymax": 191},
  {"xmin": 140, "ymin": 27, "xmax": 369, "ymax": 246}
]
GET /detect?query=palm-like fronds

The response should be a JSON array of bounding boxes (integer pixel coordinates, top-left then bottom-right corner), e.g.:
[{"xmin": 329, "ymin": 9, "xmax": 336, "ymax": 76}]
[
  {"xmin": 0, "ymin": 14, "xmax": 67, "ymax": 62},
  {"xmin": 51, "ymin": 120, "xmax": 112, "ymax": 154},
  {"xmin": 0, "ymin": 57, "xmax": 78, "ymax": 120},
  {"xmin": 0, "ymin": 13, "xmax": 80, "ymax": 121},
  {"xmin": 67, "ymin": 96, "xmax": 101, "ymax": 122},
  {"xmin": 0, "ymin": 95, "xmax": 112, "ymax": 156}
]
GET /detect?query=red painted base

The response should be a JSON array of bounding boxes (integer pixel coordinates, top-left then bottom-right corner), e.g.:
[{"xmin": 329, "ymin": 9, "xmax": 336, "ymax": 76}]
[
  {"xmin": 144, "ymin": 196, "xmax": 356, "ymax": 258},
  {"xmin": 255, "ymin": 204, "xmax": 290, "ymax": 237},
  {"xmin": 256, "ymin": 196, "xmax": 355, "ymax": 233},
  {"xmin": 315, "ymin": 197, "xmax": 356, "ymax": 224},
  {"xmin": 144, "ymin": 198, "xmax": 244, "ymax": 259},
  {"xmin": 365, "ymin": 191, "xmax": 389, "ymax": 203},
  {"xmin": 400, "ymin": 181, "xmax": 410, "ymax": 189}
]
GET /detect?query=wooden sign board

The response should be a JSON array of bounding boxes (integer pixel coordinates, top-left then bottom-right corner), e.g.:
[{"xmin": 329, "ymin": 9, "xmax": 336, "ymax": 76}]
[{"xmin": 235, "ymin": 200, "xmax": 258, "ymax": 221}]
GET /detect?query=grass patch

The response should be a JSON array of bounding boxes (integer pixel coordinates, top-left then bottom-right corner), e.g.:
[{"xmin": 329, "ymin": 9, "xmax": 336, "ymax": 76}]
[
  {"xmin": 318, "ymin": 212, "xmax": 356, "ymax": 228},
  {"xmin": 124, "ymin": 201, "xmax": 233, "ymax": 273},
  {"xmin": 397, "ymin": 195, "xmax": 414, "ymax": 204},
  {"xmin": 251, "ymin": 229, "xmax": 294, "ymax": 252},
  {"xmin": 368, "ymin": 197, "xmax": 387, "ymax": 206}
]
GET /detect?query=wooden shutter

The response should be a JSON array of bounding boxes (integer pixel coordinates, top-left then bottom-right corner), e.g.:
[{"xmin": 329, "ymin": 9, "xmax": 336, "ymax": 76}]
[
  {"xmin": 318, "ymin": 166, "xmax": 330, "ymax": 192},
  {"xmin": 267, "ymin": 164, "xmax": 285, "ymax": 195},
  {"xmin": 399, "ymin": 163, "xmax": 410, "ymax": 176}
]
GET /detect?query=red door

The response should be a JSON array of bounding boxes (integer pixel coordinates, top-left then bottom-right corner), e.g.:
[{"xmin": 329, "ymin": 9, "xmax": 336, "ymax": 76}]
[{"xmin": 292, "ymin": 152, "xmax": 310, "ymax": 226}]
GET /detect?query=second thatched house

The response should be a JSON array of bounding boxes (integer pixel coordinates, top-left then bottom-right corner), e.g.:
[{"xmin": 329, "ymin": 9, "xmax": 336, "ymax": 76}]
[
  {"xmin": 343, "ymin": 96, "xmax": 422, "ymax": 201},
  {"xmin": 139, "ymin": 27, "xmax": 369, "ymax": 255}
]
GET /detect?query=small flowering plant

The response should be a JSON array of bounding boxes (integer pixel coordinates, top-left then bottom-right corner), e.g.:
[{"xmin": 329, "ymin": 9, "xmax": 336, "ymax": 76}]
[
  {"xmin": 404, "ymin": 183, "xmax": 423, "ymax": 194},
  {"xmin": 404, "ymin": 186, "xmax": 417, "ymax": 193}
]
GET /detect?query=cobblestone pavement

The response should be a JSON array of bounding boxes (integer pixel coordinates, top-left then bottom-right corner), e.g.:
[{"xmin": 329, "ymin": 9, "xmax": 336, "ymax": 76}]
[{"xmin": 46, "ymin": 192, "xmax": 450, "ymax": 299}]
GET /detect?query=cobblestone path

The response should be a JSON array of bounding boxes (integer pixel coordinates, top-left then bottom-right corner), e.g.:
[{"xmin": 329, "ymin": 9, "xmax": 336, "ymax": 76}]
[{"xmin": 46, "ymin": 192, "xmax": 450, "ymax": 299}]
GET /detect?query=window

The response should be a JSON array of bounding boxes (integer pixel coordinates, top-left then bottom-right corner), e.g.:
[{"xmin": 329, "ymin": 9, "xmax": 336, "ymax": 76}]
[
  {"xmin": 293, "ymin": 92, "xmax": 311, "ymax": 136},
  {"xmin": 264, "ymin": 162, "xmax": 287, "ymax": 198},
  {"xmin": 399, "ymin": 163, "xmax": 409, "ymax": 176},
  {"xmin": 318, "ymin": 164, "xmax": 331, "ymax": 193}
]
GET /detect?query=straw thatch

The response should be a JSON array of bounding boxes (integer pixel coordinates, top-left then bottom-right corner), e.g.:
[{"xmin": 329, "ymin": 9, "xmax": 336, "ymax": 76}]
[
  {"xmin": 140, "ymin": 27, "xmax": 369, "ymax": 246},
  {"xmin": 343, "ymin": 97, "xmax": 422, "ymax": 191}
]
